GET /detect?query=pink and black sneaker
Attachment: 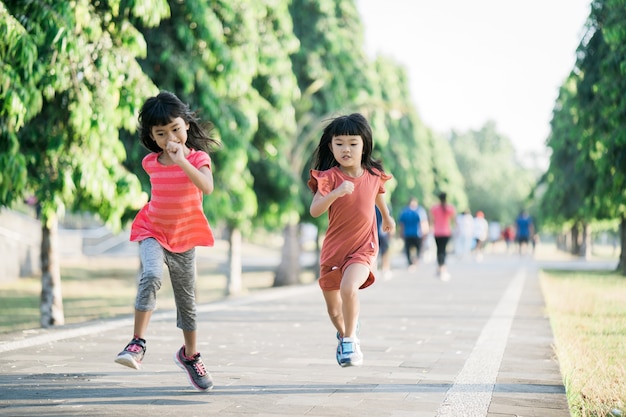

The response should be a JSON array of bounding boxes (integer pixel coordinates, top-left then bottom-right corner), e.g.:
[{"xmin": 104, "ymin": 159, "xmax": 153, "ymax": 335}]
[
  {"xmin": 114, "ymin": 337, "xmax": 146, "ymax": 370},
  {"xmin": 174, "ymin": 346, "xmax": 213, "ymax": 391}
]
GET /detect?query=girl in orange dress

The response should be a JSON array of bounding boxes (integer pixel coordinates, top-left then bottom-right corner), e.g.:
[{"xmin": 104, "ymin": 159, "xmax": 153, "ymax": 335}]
[{"xmin": 308, "ymin": 113, "xmax": 395, "ymax": 367}]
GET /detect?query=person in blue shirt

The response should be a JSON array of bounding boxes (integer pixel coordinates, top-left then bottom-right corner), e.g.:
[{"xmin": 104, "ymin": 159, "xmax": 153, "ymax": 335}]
[
  {"xmin": 515, "ymin": 209, "xmax": 534, "ymax": 255},
  {"xmin": 398, "ymin": 197, "xmax": 428, "ymax": 270}
]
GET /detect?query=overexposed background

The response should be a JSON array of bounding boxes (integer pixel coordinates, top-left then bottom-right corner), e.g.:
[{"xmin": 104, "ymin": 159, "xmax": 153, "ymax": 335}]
[{"xmin": 357, "ymin": 0, "xmax": 591, "ymax": 159}]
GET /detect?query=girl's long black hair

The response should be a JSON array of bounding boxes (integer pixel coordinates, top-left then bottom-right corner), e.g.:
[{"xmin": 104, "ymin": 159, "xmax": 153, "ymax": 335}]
[
  {"xmin": 310, "ymin": 113, "xmax": 385, "ymax": 175},
  {"xmin": 138, "ymin": 91, "xmax": 220, "ymax": 154}
]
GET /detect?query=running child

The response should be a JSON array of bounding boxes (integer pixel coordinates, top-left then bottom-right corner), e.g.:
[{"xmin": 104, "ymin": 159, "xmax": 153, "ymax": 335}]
[
  {"xmin": 114, "ymin": 91, "xmax": 220, "ymax": 391},
  {"xmin": 308, "ymin": 113, "xmax": 395, "ymax": 367}
]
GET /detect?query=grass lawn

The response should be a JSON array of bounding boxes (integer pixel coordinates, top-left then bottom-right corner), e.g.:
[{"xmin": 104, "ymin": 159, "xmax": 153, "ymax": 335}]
[
  {"xmin": 541, "ymin": 268, "xmax": 626, "ymax": 417},
  {"xmin": 0, "ymin": 258, "xmax": 257, "ymax": 334},
  {"xmin": 0, "ymin": 240, "xmax": 315, "ymax": 335}
]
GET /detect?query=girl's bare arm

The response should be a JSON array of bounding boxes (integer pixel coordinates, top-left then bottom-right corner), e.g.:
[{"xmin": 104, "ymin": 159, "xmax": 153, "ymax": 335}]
[
  {"xmin": 310, "ymin": 180, "xmax": 354, "ymax": 218},
  {"xmin": 376, "ymin": 193, "xmax": 395, "ymax": 233},
  {"xmin": 180, "ymin": 163, "xmax": 213, "ymax": 195}
]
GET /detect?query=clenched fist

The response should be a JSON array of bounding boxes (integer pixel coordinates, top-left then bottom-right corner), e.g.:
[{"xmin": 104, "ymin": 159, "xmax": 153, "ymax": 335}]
[{"xmin": 334, "ymin": 180, "xmax": 354, "ymax": 197}]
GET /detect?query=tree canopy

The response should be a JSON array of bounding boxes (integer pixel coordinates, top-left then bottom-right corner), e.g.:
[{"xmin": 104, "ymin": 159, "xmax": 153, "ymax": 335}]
[{"xmin": 539, "ymin": 0, "xmax": 626, "ymax": 269}]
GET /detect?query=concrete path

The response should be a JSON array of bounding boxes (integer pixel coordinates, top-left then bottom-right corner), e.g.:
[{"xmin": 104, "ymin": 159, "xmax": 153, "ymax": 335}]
[{"xmin": 0, "ymin": 251, "xmax": 580, "ymax": 417}]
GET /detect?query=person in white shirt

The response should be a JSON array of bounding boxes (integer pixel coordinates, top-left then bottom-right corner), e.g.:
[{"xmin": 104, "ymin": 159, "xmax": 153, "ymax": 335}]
[{"xmin": 473, "ymin": 211, "xmax": 489, "ymax": 261}]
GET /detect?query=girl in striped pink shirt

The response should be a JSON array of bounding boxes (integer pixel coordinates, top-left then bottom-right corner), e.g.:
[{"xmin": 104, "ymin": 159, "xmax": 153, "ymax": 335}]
[{"xmin": 115, "ymin": 92, "xmax": 219, "ymax": 392}]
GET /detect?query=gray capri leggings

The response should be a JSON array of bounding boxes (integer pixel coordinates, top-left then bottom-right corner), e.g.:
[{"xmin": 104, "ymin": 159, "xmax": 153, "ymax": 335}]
[{"xmin": 136, "ymin": 238, "xmax": 197, "ymax": 331}]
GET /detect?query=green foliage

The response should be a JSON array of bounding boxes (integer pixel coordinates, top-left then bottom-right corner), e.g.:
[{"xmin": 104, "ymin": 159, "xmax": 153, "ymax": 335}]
[
  {"xmin": 1, "ymin": 0, "xmax": 471, "ymax": 240},
  {"xmin": 286, "ymin": 0, "xmax": 465, "ymax": 225},
  {"xmin": 580, "ymin": 0, "xmax": 626, "ymax": 216},
  {"xmin": 247, "ymin": 0, "xmax": 302, "ymax": 229},
  {"xmin": 1, "ymin": 0, "xmax": 168, "ymax": 230},
  {"xmin": 450, "ymin": 121, "xmax": 535, "ymax": 223},
  {"xmin": 290, "ymin": 0, "xmax": 373, "ymax": 116},
  {"xmin": 0, "ymin": 1, "xmax": 44, "ymax": 204},
  {"xmin": 428, "ymin": 131, "xmax": 467, "ymax": 211},
  {"xmin": 134, "ymin": 0, "xmax": 300, "ymax": 231},
  {"xmin": 367, "ymin": 56, "xmax": 439, "ymax": 213},
  {"xmin": 540, "ymin": 77, "xmax": 595, "ymax": 227},
  {"xmin": 290, "ymin": 0, "xmax": 376, "ymax": 227},
  {"xmin": 541, "ymin": 0, "xmax": 626, "ymax": 234}
]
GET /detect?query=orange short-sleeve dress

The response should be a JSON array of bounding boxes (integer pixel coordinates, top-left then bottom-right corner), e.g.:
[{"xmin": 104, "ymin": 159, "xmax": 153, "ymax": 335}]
[{"xmin": 308, "ymin": 166, "xmax": 391, "ymax": 291}]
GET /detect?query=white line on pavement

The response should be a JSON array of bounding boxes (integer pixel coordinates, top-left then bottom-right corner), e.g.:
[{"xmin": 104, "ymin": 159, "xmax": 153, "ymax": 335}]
[{"xmin": 435, "ymin": 267, "xmax": 527, "ymax": 417}]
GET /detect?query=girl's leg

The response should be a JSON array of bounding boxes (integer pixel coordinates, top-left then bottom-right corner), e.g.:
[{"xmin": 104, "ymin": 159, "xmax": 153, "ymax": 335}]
[
  {"xmin": 166, "ymin": 248, "xmax": 198, "ymax": 355},
  {"xmin": 182, "ymin": 329, "xmax": 197, "ymax": 357},
  {"xmin": 133, "ymin": 310, "xmax": 152, "ymax": 339},
  {"xmin": 134, "ymin": 238, "xmax": 165, "ymax": 338},
  {"xmin": 322, "ymin": 290, "xmax": 343, "ymax": 336},
  {"xmin": 116, "ymin": 238, "xmax": 163, "ymax": 369},
  {"xmin": 168, "ymin": 250, "xmax": 213, "ymax": 391},
  {"xmin": 339, "ymin": 263, "xmax": 370, "ymax": 338}
]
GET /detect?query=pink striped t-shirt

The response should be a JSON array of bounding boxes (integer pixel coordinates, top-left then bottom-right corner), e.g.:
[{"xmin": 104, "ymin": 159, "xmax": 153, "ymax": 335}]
[{"xmin": 130, "ymin": 149, "xmax": 214, "ymax": 252}]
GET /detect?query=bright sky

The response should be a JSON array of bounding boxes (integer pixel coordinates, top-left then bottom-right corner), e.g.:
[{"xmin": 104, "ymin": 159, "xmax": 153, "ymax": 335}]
[{"xmin": 356, "ymin": 0, "xmax": 591, "ymax": 158}]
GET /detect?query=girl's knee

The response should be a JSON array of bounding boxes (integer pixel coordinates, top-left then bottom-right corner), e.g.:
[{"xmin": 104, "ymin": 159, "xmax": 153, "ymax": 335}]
[
  {"xmin": 327, "ymin": 306, "xmax": 342, "ymax": 321},
  {"xmin": 341, "ymin": 263, "xmax": 370, "ymax": 289},
  {"xmin": 339, "ymin": 284, "xmax": 359, "ymax": 299},
  {"xmin": 323, "ymin": 290, "xmax": 342, "ymax": 318},
  {"xmin": 139, "ymin": 269, "xmax": 162, "ymax": 286}
]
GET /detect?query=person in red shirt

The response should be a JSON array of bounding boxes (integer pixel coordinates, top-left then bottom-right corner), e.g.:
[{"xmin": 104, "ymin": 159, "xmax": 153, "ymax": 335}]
[
  {"xmin": 430, "ymin": 192, "xmax": 456, "ymax": 281},
  {"xmin": 115, "ymin": 91, "xmax": 220, "ymax": 392},
  {"xmin": 308, "ymin": 113, "xmax": 395, "ymax": 367}
]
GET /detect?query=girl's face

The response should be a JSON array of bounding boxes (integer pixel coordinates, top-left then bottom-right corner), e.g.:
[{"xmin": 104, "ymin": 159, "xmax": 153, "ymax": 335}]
[
  {"xmin": 150, "ymin": 117, "xmax": 189, "ymax": 150},
  {"xmin": 330, "ymin": 134, "xmax": 363, "ymax": 170}
]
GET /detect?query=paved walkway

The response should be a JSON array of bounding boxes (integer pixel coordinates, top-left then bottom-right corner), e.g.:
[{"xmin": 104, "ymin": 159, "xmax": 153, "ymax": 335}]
[{"xmin": 1, "ymin": 249, "xmax": 602, "ymax": 417}]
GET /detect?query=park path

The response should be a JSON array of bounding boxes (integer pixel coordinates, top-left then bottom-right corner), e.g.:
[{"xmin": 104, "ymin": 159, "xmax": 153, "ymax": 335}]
[{"xmin": 1, "ymin": 246, "xmax": 607, "ymax": 417}]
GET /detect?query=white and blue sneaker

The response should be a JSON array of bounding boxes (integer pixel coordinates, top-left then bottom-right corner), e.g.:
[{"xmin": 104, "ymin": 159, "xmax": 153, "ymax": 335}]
[{"xmin": 337, "ymin": 337, "xmax": 363, "ymax": 367}]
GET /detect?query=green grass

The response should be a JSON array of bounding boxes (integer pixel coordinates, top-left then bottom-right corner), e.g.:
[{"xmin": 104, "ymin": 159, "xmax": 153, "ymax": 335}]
[{"xmin": 540, "ymin": 269, "xmax": 626, "ymax": 417}]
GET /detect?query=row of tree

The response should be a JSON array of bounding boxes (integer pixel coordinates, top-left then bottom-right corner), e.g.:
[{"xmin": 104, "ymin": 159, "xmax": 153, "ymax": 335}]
[
  {"xmin": 538, "ymin": 0, "xmax": 626, "ymax": 271},
  {"xmin": 1, "ymin": 0, "xmax": 538, "ymax": 327}
]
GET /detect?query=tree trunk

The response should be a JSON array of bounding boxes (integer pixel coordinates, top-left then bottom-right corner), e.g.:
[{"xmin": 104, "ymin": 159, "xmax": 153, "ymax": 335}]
[
  {"xmin": 556, "ymin": 232, "xmax": 566, "ymax": 251},
  {"xmin": 273, "ymin": 222, "xmax": 301, "ymax": 287},
  {"xmin": 579, "ymin": 223, "xmax": 591, "ymax": 259},
  {"xmin": 570, "ymin": 223, "xmax": 579, "ymax": 255},
  {"xmin": 618, "ymin": 216, "xmax": 626, "ymax": 275},
  {"xmin": 40, "ymin": 213, "xmax": 64, "ymax": 327},
  {"xmin": 226, "ymin": 226, "xmax": 243, "ymax": 295}
]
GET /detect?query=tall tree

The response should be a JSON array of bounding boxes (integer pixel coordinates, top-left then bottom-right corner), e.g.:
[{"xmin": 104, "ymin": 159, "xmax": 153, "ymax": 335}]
[
  {"xmin": 573, "ymin": 0, "xmax": 626, "ymax": 269},
  {"xmin": 130, "ymin": 0, "xmax": 256, "ymax": 294},
  {"xmin": 289, "ymin": 0, "xmax": 467, "ymax": 282},
  {"xmin": 0, "ymin": 0, "xmax": 168, "ymax": 326},
  {"xmin": 245, "ymin": 0, "xmax": 302, "ymax": 288},
  {"xmin": 539, "ymin": 75, "xmax": 596, "ymax": 256},
  {"xmin": 283, "ymin": 0, "xmax": 377, "ymax": 286},
  {"xmin": 131, "ymin": 0, "xmax": 301, "ymax": 293},
  {"xmin": 368, "ymin": 56, "xmax": 438, "ymax": 212},
  {"xmin": 428, "ymin": 131, "xmax": 467, "ymax": 211}
]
